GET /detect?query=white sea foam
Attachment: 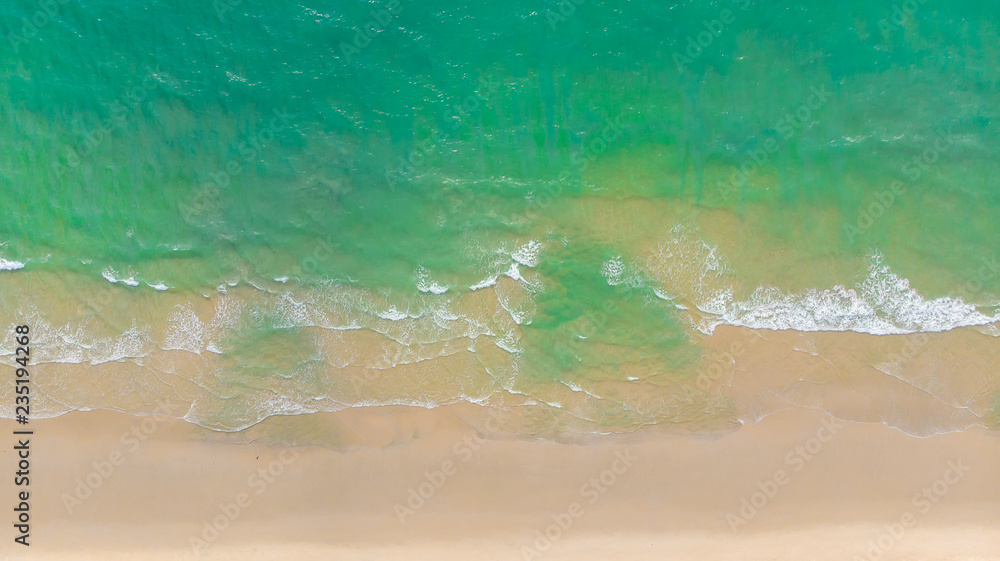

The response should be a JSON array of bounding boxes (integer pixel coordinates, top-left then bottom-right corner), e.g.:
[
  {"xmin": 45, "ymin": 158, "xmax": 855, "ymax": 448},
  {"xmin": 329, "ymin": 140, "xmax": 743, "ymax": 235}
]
[
  {"xmin": 465, "ymin": 239, "xmax": 544, "ymax": 293},
  {"xmin": 0, "ymin": 244, "xmax": 25, "ymax": 271},
  {"xmin": 601, "ymin": 256, "xmax": 626, "ymax": 285},
  {"xmin": 469, "ymin": 276, "xmax": 498, "ymax": 290},
  {"xmin": 164, "ymin": 305, "xmax": 207, "ymax": 354},
  {"xmin": 377, "ymin": 307, "xmax": 409, "ymax": 321},
  {"xmin": 646, "ymin": 226, "xmax": 999, "ymax": 335},
  {"xmin": 102, "ymin": 267, "xmax": 139, "ymax": 287},
  {"xmin": 415, "ymin": 266, "xmax": 449, "ymax": 294},
  {"xmin": 504, "ymin": 262, "xmax": 523, "ymax": 282},
  {"xmin": 88, "ymin": 322, "xmax": 155, "ymax": 364},
  {"xmin": 511, "ymin": 240, "xmax": 543, "ymax": 267},
  {"xmin": 0, "ymin": 258, "xmax": 25, "ymax": 271},
  {"xmin": 706, "ymin": 254, "xmax": 999, "ymax": 334}
]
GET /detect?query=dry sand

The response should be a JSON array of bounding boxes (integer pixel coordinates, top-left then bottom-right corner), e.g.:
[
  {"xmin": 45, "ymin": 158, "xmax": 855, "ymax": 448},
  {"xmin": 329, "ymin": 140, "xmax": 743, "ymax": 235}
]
[{"xmin": 1, "ymin": 401, "xmax": 999, "ymax": 560}]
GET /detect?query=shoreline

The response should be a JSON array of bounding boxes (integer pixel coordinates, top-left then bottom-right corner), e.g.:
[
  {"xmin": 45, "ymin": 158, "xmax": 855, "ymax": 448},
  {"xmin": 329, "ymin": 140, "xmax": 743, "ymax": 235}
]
[{"xmin": 3, "ymin": 322, "xmax": 999, "ymax": 437}]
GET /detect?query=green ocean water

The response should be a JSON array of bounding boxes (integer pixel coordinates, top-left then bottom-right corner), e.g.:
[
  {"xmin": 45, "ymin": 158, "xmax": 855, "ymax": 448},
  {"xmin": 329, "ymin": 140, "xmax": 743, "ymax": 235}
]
[{"xmin": 1, "ymin": 0, "xmax": 999, "ymax": 431}]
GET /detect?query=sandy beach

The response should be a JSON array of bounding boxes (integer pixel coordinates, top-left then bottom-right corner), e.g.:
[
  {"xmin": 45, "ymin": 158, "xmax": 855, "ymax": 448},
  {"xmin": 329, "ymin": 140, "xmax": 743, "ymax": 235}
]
[
  {"xmin": 3, "ymin": 323, "xmax": 999, "ymax": 559},
  {"xmin": 3, "ymin": 396, "xmax": 999, "ymax": 560}
]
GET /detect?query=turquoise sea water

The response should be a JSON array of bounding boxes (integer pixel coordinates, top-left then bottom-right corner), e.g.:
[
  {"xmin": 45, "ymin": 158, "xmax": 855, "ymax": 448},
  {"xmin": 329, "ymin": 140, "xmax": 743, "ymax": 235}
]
[{"xmin": 1, "ymin": 0, "xmax": 999, "ymax": 432}]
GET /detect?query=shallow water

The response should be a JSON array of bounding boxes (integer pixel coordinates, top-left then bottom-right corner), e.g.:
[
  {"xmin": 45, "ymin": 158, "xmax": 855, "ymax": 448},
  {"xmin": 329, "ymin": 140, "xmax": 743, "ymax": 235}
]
[{"xmin": 1, "ymin": 0, "xmax": 999, "ymax": 433}]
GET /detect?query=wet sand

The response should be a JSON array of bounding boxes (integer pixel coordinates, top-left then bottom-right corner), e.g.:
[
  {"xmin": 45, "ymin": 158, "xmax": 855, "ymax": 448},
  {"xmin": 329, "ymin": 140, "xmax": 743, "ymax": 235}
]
[
  {"xmin": 3, "ymin": 315, "xmax": 999, "ymax": 560},
  {"xmin": 3, "ymin": 401, "xmax": 999, "ymax": 560}
]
